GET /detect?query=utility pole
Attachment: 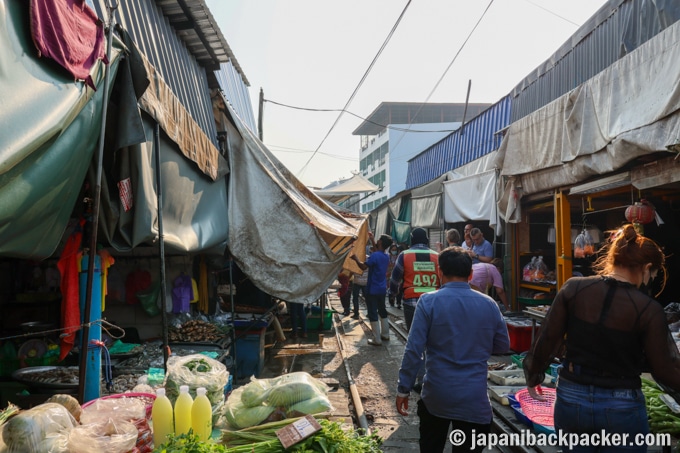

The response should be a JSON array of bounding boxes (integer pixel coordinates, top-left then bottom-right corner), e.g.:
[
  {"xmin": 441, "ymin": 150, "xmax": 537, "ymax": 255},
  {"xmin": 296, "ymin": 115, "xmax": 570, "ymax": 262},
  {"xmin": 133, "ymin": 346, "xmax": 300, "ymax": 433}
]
[
  {"xmin": 460, "ymin": 79, "xmax": 471, "ymax": 135},
  {"xmin": 258, "ymin": 88, "xmax": 264, "ymax": 141}
]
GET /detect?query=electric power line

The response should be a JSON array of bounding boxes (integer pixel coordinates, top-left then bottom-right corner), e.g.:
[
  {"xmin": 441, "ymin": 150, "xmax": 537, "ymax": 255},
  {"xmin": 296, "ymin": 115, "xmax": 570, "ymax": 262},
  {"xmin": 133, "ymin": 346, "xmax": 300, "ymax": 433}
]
[
  {"xmin": 264, "ymin": 98, "xmax": 460, "ymax": 133},
  {"xmin": 268, "ymin": 144, "xmax": 358, "ymax": 161},
  {"xmin": 297, "ymin": 0, "xmax": 414, "ymax": 177},
  {"xmin": 388, "ymin": 0, "xmax": 495, "ymax": 156},
  {"xmin": 522, "ymin": 0, "xmax": 580, "ymax": 27}
]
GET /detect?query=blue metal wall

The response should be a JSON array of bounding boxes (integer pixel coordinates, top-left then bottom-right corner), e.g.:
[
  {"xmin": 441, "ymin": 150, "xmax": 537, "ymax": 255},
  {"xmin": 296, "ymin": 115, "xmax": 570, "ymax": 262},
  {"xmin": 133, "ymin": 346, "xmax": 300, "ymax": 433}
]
[
  {"xmin": 405, "ymin": 96, "xmax": 511, "ymax": 190},
  {"xmin": 510, "ymin": 0, "xmax": 680, "ymax": 122},
  {"xmin": 91, "ymin": 0, "xmax": 219, "ymax": 145}
]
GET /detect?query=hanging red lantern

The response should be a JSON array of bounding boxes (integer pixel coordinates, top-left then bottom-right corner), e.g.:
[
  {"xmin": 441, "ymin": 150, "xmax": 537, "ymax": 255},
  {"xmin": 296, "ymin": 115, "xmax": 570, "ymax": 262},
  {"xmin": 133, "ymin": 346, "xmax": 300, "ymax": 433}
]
[{"xmin": 625, "ymin": 199, "xmax": 656, "ymax": 225}]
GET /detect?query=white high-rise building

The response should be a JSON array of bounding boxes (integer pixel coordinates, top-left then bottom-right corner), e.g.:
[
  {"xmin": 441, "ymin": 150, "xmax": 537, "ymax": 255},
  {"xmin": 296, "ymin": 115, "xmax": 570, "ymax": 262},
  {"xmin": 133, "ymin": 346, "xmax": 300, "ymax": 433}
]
[{"xmin": 353, "ymin": 102, "xmax": 491, "ymax": 213}]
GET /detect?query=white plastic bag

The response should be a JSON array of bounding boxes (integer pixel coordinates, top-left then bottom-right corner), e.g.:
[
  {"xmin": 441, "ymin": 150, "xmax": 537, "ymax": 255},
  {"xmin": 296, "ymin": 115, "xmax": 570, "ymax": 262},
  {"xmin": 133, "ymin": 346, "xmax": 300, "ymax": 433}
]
[
  {"xmin": 68, "ymin": 419, "xmax": 138, "ymax": 453},
  {"xmin": 2, "ymin": 403, "xmax": 76, "ymax": 453}
]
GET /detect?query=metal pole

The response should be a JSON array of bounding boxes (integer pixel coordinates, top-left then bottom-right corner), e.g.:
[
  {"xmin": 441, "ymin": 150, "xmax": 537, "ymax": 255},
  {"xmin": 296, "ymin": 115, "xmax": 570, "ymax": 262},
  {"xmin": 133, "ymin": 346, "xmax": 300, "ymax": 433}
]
[
  {"xmin": 460, "ymin": 79, "xmax": 472, "ymax": 135},
  {"xmin": 229, "ymin": 257, "xmax": 237, "ymax": 380},
  {"xmin": 154, "ymin": 123, "xmax": 170, "ymax": 369},
  {"xmin": 258, "ymin": 88, "xmax": 264, "ymax": 141},
  {"xmin": 78, "ymin": 0, "xmax": 118, "ymax": 403}
]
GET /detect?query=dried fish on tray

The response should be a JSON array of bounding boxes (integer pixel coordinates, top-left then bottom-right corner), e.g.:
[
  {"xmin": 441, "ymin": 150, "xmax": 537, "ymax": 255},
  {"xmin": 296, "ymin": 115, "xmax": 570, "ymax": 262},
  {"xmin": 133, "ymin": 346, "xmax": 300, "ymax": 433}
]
[
  {"xmin": 12, "ymin": 366, "xmax": 80, "ymax": 391},
  {"xmin": 168, "ymin": 319, "xmax": 230, "ymax": 343}
]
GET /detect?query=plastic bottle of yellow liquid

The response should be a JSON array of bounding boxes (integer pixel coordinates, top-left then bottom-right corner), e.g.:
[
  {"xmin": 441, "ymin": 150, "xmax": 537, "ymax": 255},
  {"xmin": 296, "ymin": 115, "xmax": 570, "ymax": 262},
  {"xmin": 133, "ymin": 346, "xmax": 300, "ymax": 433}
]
[
  {"xmin": 191, "ymin": 386, "xmax": 212, "ymax": 441},
  {"xmin": 152, "ymin": 387, "xmax": 174, "ymax": 447},
  {"xmin": 174, "ymin": 385, "xmax": 193, "ymax": 435}
]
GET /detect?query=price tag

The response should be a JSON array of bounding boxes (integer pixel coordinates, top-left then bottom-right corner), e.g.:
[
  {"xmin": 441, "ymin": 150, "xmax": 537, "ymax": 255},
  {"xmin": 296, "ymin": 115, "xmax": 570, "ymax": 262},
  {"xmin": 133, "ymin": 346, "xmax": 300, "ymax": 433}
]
[{"xmin": 276, "ymin": 415, "xmax": 322, "ymax": 448}]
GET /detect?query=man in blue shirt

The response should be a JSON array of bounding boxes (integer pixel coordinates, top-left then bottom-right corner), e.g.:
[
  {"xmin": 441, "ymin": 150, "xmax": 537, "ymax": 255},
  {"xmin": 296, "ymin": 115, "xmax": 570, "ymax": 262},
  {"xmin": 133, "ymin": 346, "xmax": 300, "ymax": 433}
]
[
  {"xmin": 468, "ymin": 227, "xmax": 494, "ymax": 264},
  {"xmin": 350, "ymin": 232, "xmax": 392, "ymax": 345},
  {"xmin": 396, "ymin": 246, "xmax": 510, "ymax": 452}
]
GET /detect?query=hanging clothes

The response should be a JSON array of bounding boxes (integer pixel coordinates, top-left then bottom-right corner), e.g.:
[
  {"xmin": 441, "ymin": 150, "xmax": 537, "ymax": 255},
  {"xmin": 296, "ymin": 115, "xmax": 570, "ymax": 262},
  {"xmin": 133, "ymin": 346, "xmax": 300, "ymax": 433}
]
[
  {"xmin": 125, "ymin": 269, "xmax": 151, "ymax": 305},
  {"xmin": 171, "ymin": 273, "xmax": 193, "ymax": 313},
  {"xmin": 98, "ymin": 248, "xmax": 115, "ymax": 311},
  {"xmin": 57, "ymin": 220, "xmax": 84, "ymax": 361},
  {"xmin": 190, "ymin": 278, "xmax": 199, "ymax": 304},
  {"xmin": 29, "ymin": 0, "xmax": 108, "ymax": 89}
]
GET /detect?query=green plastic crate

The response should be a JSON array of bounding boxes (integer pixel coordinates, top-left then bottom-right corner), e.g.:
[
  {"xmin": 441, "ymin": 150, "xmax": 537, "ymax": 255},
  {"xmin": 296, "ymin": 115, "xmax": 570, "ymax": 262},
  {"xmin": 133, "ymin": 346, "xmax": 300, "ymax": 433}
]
[{"xmin": 518, "ymin": 297, "xmax": 553, "ymax": 306}]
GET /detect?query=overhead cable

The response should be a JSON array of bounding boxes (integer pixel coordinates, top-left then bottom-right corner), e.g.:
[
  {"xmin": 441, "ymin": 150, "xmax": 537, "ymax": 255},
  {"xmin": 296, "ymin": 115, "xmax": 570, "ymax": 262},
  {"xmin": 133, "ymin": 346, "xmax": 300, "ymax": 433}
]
[
  {"xmin": 388, "ymin": 0, "xmax": 495, "ymax": 155},
  {"xmin": 264, "ymin": 98, "xmax": 459, "ymax": 133},
  {"xmin": 297, "ymin": 0, "xmax": 413, "ymax": 177}
]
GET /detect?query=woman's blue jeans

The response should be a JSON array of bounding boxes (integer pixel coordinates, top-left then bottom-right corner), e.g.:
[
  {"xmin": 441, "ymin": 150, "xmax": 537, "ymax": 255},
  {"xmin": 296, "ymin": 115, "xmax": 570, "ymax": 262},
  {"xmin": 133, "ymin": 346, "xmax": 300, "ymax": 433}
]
[{"xmin": 554, "ymin": 377, "xmax": 648, "ymax": 453}]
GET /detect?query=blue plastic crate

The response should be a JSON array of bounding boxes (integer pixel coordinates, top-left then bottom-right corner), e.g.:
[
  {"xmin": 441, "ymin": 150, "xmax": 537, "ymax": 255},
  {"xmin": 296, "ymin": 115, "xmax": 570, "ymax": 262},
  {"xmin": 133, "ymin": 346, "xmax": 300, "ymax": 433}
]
[
  {"xmin": 507, "ymin": 394, "xmax": 533, "ymax": 428},
  {"xmin": 233, "ymin": 328, "xmax": 265, "ymax": 379}
]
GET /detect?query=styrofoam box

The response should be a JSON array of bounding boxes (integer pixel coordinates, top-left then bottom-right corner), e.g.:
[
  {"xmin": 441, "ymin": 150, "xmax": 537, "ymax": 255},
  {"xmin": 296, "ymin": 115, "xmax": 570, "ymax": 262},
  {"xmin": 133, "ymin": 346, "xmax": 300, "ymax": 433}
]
[
  {"xmin": 488, "ymin": 370, "xmax": 527, "ymax": 386},
  {"xmin": 488, "ymin": 370, "xmax": 552, "ymax": 386},
  {"xmin": 488, "ymin": 386, "xmax": 526, "ymax": 405}
]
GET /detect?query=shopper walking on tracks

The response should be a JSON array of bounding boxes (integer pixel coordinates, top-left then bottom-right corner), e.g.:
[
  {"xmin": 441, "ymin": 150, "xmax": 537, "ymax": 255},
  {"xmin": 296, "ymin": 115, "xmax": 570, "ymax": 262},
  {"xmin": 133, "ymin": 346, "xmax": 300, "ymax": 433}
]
[
  {"xmin": 337, "ymin": 270, "xmax": 352, "ymax": 316},
  {"xmin": 396, "ymin": 246, "xmax": 510, "ymax": 453},
  {"xmin": 350, "ymin": 232, "xmax": 393, "ymax": 345},
  {"xmin": 388, "ymin": 227, "xmax": 440, "ymax": 331},
  {"xmin": 524, "ymin": 224, "xmax": 680, "ymax": 451}
]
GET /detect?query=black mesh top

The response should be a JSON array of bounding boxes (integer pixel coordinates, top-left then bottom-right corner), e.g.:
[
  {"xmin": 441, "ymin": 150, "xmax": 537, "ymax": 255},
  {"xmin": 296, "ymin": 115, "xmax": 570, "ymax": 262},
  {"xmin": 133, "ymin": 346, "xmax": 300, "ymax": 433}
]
[{"xmin": 524, "ymin": 276, "xmax": 680, "ymax": 390}]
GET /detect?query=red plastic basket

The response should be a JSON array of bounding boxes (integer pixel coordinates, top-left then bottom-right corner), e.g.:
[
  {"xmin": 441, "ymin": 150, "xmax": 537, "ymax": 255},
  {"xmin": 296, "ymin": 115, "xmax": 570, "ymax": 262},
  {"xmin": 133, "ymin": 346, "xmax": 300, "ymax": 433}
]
[
  {"xmin": 81, "ymin": 392, "xmax": 156, "ymax": 419},
  {"xmin": 515, "ymin": 388, "xmax": 556, "ymax": 427}
]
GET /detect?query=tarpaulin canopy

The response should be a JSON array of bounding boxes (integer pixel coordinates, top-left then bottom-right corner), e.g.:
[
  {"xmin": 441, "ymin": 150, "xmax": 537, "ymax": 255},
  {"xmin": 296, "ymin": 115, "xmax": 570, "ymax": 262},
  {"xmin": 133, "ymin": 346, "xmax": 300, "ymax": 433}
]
[
  {"xmin": 224, "ymin": 103, "xmax": 362, "ymax": 304},
  {"xmin": 0, "ymin": 0, "xmax": 122, "ymax": 259},
  {"xmin": 99, "ymin": 113, "xmax": 230, "ymax": 254},
  {"xmin": 496, "ymin": 19, "xmax": 680, "ymax": 221},
  {"xmin": 314, "ymin": 173, "xmax": 378, "ymax": 204},
  {"xmin": 411, "ymin": 194, "xmax": 442, "ymax": 229},
  {"xmin": 442, "ymin": 152, "xmax": 499, "ymax": 231}
]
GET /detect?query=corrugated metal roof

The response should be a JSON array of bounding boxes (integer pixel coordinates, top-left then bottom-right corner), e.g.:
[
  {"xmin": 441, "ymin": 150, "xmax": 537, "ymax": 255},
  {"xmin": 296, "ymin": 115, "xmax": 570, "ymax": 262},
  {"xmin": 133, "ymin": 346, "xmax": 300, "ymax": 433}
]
[
  {"xmin": 404, "ymin": 97, "xmax": 511, "ymax": 190},
  {"xmin": 90, "ymin": 0, "xmax": 254, "ymax": 145},
  {"xmin": 510, "ymin": 0, "xmax": 680, "ymax": 122},
  {"xmin": 353, "ymin": 102, "xmax": 491, "ymax": 136},
  {"xmin": 156, "ymin": 0, "xmax": 248, "ymax": 82},
  {"xmin": 214, "ymin": 62, "xmax": 258, "ymax": 134}
]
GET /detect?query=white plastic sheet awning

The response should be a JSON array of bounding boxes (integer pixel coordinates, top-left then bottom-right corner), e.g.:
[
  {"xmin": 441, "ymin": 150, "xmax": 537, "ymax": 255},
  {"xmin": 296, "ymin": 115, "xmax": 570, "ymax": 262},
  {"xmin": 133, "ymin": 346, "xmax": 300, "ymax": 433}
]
[
  {"xmin": 441, "ymin": 152, "xmax": 500, "ymax": 231},
  {"xmin": 443, "ymin": 170, "xmax": 497, "ymax": 226},
  {"xmin": 314, "ymin": 173, "xmax": 378, "ymax": 204},
  {"xmin": 496, "ymin": 18, "xmax": 680, "ymax": 216}
]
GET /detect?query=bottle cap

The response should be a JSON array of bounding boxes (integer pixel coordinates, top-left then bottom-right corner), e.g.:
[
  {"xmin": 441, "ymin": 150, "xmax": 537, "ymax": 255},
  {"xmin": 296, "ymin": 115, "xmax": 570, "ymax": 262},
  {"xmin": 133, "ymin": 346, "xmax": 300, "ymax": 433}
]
[
  {"xmin": 156, "ymin": 388, "xmax": 166, "ymax": 397},
  {"xmin": 180, "ymin": 385, "xmax": 189, "ymax": 393},
  {"xmin": 197, "ymin": 387, "xmax": 207, "ymax": 396}
]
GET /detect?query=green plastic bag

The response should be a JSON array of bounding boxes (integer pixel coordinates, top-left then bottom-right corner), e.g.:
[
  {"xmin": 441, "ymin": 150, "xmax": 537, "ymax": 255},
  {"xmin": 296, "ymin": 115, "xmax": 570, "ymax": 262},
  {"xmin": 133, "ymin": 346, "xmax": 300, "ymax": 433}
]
[{"xmin": 136, "ymin": 280, "xmax": 161, "ymax": 316}]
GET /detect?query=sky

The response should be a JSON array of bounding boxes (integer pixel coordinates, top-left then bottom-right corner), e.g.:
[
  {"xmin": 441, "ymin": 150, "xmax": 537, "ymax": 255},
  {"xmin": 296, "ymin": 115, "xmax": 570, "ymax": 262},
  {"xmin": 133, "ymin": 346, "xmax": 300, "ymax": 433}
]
[{"xmin": 205, "ymin": 0, "xmax": 609, "ymax": 189}]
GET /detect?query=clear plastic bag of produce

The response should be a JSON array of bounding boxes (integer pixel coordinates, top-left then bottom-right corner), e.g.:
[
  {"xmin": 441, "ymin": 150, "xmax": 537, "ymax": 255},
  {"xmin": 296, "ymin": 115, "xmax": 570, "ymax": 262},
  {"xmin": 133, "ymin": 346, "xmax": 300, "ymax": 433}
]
[
  {"xmin": 2, "ymin": 402, "xmax": 76, "ymax": 453},
  {"xmin": 80, "ymin": 395, "xmax": 148, "ymax": 425},
  {"xmin": 224, "ymin": 372, "xmax": 333, "ymax": 429},
  {"xmin": 67, "ymin": 419, "xmax": 138, "ymax": 453},
  {"xmin": 165, "ymin": 354, "xmax": 229, "ymax": 406}
]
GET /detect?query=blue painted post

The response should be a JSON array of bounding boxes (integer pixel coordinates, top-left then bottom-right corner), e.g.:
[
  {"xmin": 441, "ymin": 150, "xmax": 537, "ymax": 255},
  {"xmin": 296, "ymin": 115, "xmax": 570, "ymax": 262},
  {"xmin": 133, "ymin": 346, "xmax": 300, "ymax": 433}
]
[{"xmin": 79, "ymin": 254, "xmax": 102, "ymax": 403}]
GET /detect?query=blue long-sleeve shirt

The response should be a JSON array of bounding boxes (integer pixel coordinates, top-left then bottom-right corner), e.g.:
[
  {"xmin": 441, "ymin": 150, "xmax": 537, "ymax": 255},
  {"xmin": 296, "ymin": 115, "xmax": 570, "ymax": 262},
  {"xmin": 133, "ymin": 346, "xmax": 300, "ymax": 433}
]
[{"xmin": 397, "ymin": 281, "xmax": 510, "ymax": 424}]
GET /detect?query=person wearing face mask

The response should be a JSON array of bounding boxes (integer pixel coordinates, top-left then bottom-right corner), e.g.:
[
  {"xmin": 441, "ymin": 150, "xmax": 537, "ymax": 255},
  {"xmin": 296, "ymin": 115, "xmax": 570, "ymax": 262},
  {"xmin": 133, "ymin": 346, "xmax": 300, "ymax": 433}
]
[
  {"xmin": 524, "ymin": 224, "xmax": 680, "ymax": 452},
  {"xmin": 386, "ymin": 244, "xmax": 399, "ymax": 307}
]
